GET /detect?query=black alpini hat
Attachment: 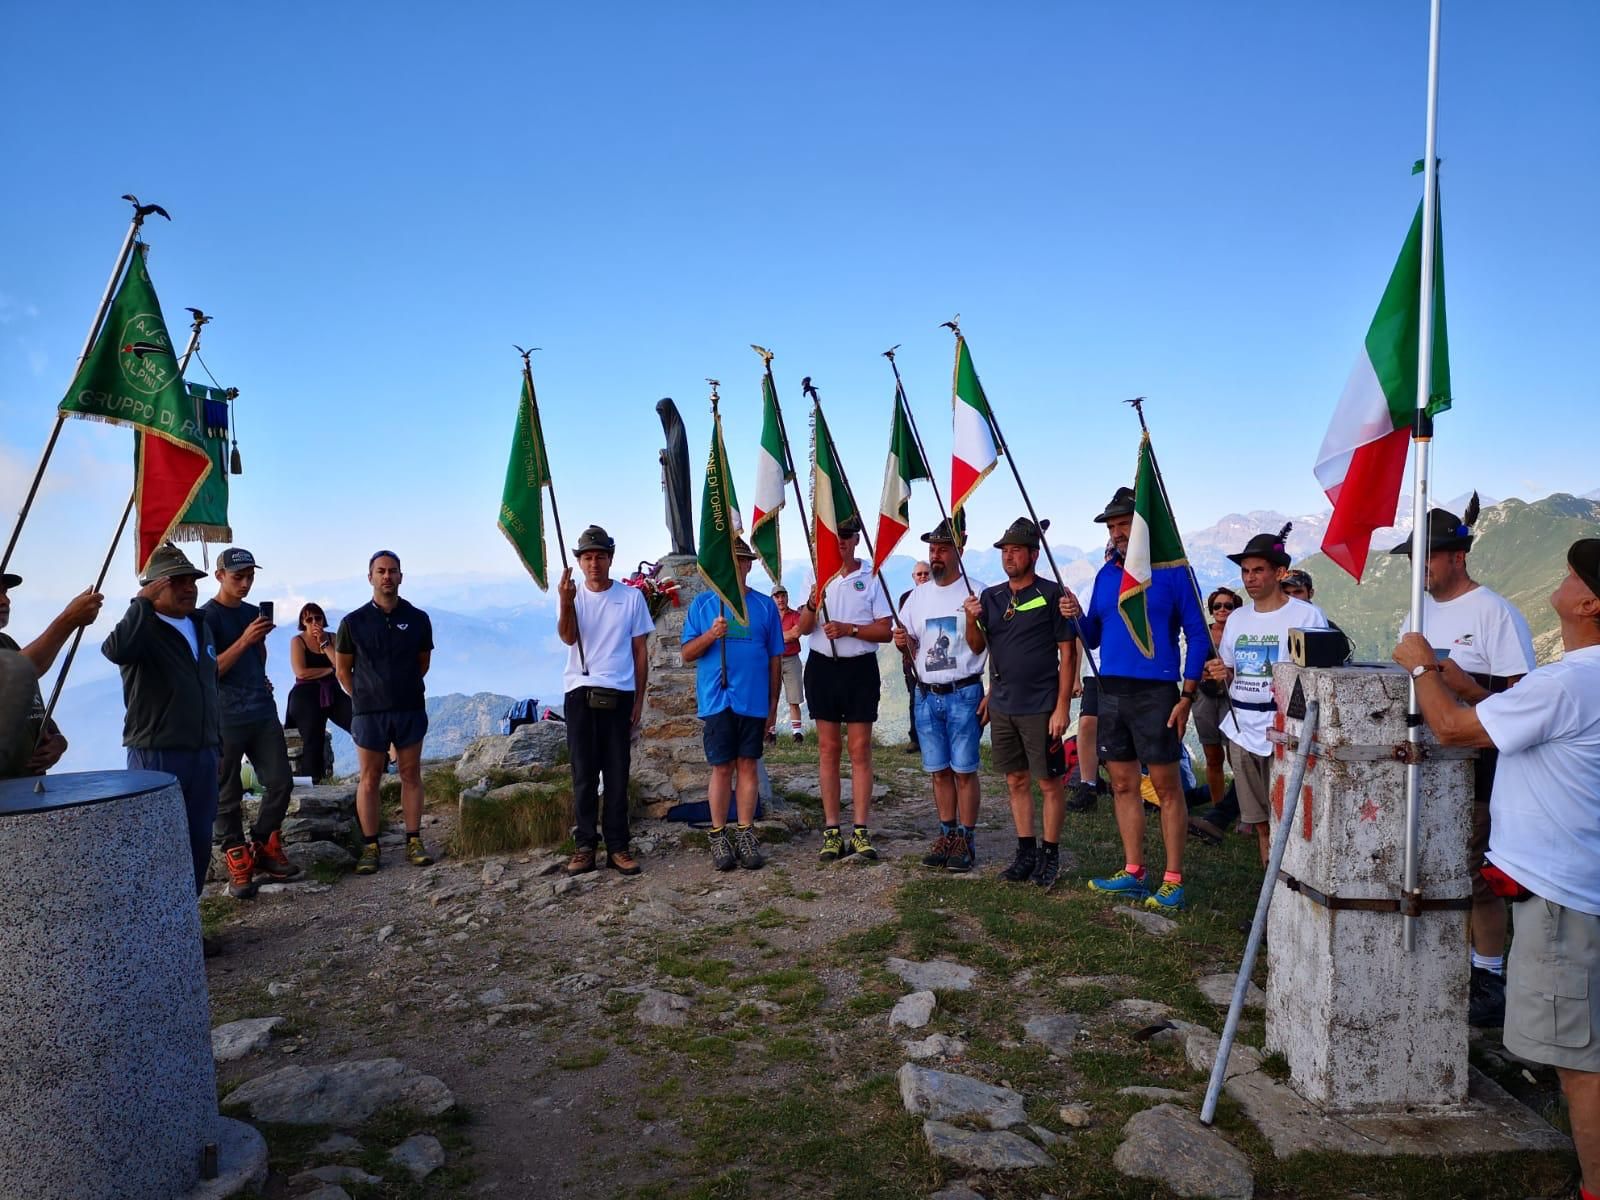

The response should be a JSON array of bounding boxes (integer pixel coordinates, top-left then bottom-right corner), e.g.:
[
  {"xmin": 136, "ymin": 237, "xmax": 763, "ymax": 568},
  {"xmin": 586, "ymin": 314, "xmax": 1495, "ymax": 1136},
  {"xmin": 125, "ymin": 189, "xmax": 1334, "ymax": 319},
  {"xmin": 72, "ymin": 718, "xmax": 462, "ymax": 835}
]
[
  {"xmin": 1389, "ymin": 493, "xmax": 1480, "ymax": 556},
  {"xmin": 838, "ymin": 515, "xmax": 863, "ymax": 537},
  {"xmin": 1228, "ymin": 522, "xmax": 1293, "ymax": 569},
  {"xmin": 994, "ymin": 517, "xmax": 1048, "ymax": 550},
  {"xmin": 921, "ymin": 517, "xmax": 965, "ymax": 546},
  {"xmin": 573, "ymin": 525, "xmax": 616, "ymax": 555},
  {"xmin": 1094, "ymin": 486, "xmax": 1136, "ymax": 524}
]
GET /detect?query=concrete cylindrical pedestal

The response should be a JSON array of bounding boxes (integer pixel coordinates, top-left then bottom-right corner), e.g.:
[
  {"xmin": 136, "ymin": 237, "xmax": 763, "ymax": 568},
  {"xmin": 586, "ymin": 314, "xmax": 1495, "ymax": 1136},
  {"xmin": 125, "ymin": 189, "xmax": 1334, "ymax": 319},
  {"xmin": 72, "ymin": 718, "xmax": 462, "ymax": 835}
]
[
  {"xmin": 1265, "ymin": 665, "xmax": 1474, "ymax": 1111},
  {"xmin": 0, "ymin": 770, "xmax": 219, "ymax": 1199}
]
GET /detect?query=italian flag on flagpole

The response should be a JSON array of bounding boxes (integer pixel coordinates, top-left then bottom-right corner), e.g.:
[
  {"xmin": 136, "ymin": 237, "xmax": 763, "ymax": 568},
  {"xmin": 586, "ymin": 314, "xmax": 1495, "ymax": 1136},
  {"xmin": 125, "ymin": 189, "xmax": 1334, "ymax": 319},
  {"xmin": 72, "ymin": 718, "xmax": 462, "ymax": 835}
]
[
  {"xmin": 1118, "ymin": 432, "xmax": 1188, "ymax": 658},
  {"xmin": 749, "ymin": 372, "xmax": 789, "ymax": 583},
  {"xmin": 1315, "ymin": 191, "xmax": 1451, "ymax": 580},
  {"xmin": 950, "ymin": 334, "xmax": 998, "ymax": 514},
  {"xmin": 872, "ymin": 388, "xmax": 929, "ymax": 574},
  {"xmin": 810, "ymin": 404, "xmax": 855, "ymax": 599}
]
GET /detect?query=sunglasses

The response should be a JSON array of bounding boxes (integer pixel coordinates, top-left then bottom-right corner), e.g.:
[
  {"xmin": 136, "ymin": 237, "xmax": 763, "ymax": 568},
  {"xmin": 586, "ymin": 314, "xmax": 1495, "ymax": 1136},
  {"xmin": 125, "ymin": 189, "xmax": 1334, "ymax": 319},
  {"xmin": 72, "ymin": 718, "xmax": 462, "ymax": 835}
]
[{"xmin": 1211, "ymin": 602, "xmax": 1237, "ymax": 613}]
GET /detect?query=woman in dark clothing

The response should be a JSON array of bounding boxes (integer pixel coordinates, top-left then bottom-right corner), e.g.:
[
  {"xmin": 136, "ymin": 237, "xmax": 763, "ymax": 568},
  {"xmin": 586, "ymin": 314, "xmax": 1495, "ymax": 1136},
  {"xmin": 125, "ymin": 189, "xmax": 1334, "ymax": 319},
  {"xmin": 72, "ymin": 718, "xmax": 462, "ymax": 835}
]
[{"xmin": 285, "ymin": 603, "xmax": 352, "ymax": 780}]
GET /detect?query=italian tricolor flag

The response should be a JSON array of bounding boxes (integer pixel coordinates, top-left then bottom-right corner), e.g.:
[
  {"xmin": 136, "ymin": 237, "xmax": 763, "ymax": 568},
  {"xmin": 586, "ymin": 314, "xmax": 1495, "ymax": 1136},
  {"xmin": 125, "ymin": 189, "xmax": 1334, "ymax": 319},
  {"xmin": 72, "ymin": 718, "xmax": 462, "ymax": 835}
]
[
  {"xmin": 950, "ymin": 334, "xmax": 998, "ymax": 515},
  {"xmin": 749, "ymin": 372, "xmax": 790, "ymax": 583},
  {"xmin": 1315, "ymin": 193, "xmax": 1451, "ymax": 580},
  {"xmin": 1119, "ymin": 432, "xmax": 1188, "ymax": 658},
  {"xmin": 872, "ymin": 388, "xmax": 929, "ymax": 574},
  {"xmin": 810, "ymin": 404, "xmax": 856, "ymax": 601}
]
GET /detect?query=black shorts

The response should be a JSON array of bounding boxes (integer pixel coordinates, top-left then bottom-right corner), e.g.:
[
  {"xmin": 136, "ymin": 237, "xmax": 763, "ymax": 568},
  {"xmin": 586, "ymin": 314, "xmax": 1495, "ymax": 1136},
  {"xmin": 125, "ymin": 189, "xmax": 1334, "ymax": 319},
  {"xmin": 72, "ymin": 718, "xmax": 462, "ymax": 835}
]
[
  {"xmin": 804, "ymin": 652, "xmax": 880, "ymax": 725},
  {"xmin": 1096, "ymin": 678, "xmax": 1181, "ymax": 765},
  {"xmin": 1079, "ymin": 677, "xmax": 1099, "ymax": 718},
  {"xmin": 703, "ymin": 709, "xmax": 766, "ymax": 765},
  {"xmin": 351, "ymin": 708, "xmax": 428, "ymax": 753}
]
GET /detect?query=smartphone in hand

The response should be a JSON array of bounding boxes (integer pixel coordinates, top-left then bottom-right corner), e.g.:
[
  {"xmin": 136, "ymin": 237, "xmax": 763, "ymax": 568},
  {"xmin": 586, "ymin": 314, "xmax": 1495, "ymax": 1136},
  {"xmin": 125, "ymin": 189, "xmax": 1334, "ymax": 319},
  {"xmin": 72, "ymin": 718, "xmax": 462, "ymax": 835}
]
[{"xmin": 258, "ymin": 600, "xmax": 275, "ymax": 626}]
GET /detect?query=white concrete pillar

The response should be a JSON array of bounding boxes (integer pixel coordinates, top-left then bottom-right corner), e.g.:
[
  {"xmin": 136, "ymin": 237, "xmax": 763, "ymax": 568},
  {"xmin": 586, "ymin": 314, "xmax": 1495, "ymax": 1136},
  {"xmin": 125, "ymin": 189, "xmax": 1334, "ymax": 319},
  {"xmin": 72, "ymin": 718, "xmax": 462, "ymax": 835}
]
[{"xmin": 1264, "ymin": 663, "xmax": 1474, "ymax": 1111}]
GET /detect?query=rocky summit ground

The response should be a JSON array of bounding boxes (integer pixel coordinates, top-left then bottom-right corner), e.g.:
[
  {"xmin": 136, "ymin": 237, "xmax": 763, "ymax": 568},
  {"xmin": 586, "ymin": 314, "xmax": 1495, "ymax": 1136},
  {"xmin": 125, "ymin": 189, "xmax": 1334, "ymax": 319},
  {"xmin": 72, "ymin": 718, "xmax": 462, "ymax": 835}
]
[{"xmin": 204, "ymin": 738, "xmax": 1579, "ymax": 1200}]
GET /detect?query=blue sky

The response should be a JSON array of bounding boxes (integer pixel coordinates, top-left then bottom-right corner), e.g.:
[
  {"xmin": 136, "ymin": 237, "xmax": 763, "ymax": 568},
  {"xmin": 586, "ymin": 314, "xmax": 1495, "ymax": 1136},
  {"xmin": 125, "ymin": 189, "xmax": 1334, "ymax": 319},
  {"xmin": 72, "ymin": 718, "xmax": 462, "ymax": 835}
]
[{"xmin": 2, "ymin": 1, "xmax": 1597, "ymax": 651}]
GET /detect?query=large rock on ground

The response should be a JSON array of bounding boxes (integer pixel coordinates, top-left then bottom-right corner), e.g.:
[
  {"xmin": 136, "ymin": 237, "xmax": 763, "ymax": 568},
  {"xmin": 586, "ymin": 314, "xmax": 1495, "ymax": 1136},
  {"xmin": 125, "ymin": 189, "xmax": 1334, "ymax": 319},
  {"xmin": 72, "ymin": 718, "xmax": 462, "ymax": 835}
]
[
  {"xmin": 212, "ymin": 1016, "xmax": 284, "ymax": 1063},
  {"xmin": 1197, "ymin": 973, "xmax": 1266, "ymax": 1010},
  {"xmin": 1112, "ymin": 1104, "xmax": 1254, "ymax": 1199},
  {"xmin": 1023, "ymin": 1013, "xmax": 1083, "ymax": 1056},
  {"xmin": 889, "ymin": 990, "xmax": 937, "ymax": 1030},
  {"xmin": 225, "ymin": 1058, "xmax": 454, "ymax": 1126},
  {"xmin": 455, "ymin": 722, "xmax": 568, "ymax": 782},
  {"xmin": 921, "ymin": 1121, "xmax": 1052, "ymax": 1171},
  {"xmin": 885, "ymin": 957, "xmax": 977, "ymax": 992},
  {"xmin": 899, "ymin": 1064, "xmax": 1026, "ymax": 1130}
]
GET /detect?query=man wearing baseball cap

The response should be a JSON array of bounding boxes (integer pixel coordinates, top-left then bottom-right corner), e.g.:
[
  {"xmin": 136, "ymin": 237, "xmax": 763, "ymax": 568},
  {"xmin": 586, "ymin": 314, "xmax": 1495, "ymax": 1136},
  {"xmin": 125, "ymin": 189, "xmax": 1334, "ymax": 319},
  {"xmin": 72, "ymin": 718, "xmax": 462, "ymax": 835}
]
[
  {"xmin": 1396, "ymin": 539, "xmax": 1600, "ymax": 1200},
  {"xmin": 0, "ymin": 570, "xmax": 103, "ymax": 776},
  {"xmin": 101, "ymin": 544, "xmax": 222, "ymax": 895},
  {"xmin": 203, "ymin": 548, "xmax": 300, "ymax": 899}
]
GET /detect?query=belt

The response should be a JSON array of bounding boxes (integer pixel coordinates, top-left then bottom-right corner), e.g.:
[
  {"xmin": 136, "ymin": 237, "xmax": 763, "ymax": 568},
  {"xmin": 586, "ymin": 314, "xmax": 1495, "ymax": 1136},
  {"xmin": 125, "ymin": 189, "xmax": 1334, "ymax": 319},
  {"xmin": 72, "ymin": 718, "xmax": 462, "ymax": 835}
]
[
  {"xmin": 919, "ymin": 674, "xmax": 983, "ymax": 696},
  {"xmin": 1230, "ymin": 698, "xmax": 1276, "ymax": 713}
]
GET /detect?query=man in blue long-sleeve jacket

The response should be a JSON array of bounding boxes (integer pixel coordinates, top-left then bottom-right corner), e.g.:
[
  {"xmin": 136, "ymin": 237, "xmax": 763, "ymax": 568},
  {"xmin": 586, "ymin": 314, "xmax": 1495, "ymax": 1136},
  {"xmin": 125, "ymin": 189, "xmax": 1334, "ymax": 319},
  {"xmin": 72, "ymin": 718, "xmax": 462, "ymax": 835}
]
[{"xmin": 1060, "ymin": 487, "xmax": 1209, "ymax": 911}]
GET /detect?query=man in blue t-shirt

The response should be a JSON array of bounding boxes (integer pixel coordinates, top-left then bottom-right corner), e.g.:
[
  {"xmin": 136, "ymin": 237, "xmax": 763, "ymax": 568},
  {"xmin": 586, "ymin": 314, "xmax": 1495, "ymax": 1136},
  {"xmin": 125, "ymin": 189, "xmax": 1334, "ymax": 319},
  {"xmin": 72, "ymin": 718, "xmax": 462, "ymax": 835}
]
[
  {"xmin": 1061, "ymin": 486, "xmax": 1209, "ymax": 912},
  {"xmin": 682, "ymin": 537, "xmax": 784, "ymax": 872}
]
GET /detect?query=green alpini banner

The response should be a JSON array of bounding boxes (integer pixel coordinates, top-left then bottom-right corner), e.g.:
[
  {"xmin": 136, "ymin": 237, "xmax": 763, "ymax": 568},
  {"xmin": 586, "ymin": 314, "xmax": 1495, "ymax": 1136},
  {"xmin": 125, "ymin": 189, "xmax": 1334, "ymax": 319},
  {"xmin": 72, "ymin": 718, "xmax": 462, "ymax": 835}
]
[
  {"xmin": 499, "ymin": 371, "xmax": 552, "ymax": 589},
  {"xmin": 699, "ymin": 411, "xmax": 748, "ymax": 624},
  {"xmin": 1117, "ymin": 432, "xmax": 1188, "ymax": 658}
]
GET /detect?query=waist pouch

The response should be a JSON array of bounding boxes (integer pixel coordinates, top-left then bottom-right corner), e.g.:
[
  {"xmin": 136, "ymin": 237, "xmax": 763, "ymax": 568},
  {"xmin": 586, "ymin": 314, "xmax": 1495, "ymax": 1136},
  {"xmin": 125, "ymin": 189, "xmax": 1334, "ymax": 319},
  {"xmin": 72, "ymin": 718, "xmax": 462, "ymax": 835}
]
[{"xmin": 586, "ymin": 687, "xmax": 625, "ymax": 711}]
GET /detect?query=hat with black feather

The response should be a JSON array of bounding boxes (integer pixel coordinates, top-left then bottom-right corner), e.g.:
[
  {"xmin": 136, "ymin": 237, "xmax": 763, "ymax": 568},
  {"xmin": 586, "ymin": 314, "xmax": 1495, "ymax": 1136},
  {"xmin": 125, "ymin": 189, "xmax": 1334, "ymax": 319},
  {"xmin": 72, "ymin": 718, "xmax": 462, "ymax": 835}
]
[
  {"xmin": 1228, "ymin": 522, "xmax": 1294, "ymax": 569},
  {"xmin": 1389, "ymin": 492, "xmax": 1480, "ymax": 556}
]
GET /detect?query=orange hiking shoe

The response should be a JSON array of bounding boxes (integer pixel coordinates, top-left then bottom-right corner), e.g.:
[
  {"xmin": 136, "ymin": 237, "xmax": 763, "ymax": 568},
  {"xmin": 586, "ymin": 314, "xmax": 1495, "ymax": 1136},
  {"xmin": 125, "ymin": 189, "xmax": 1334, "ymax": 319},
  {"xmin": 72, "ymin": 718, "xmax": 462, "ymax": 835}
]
[
  {"xmin": 223, "ymin": 843, "xmax": 258, "ymax": 899},
  {"xmin": 251, "ymin": 831, "xmax": 300, "ymax": 881}
]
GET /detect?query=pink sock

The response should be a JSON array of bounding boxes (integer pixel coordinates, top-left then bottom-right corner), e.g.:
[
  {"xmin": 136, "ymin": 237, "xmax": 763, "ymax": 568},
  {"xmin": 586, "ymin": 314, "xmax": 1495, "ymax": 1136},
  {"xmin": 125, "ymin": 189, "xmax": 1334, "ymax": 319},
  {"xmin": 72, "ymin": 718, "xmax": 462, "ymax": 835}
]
[
  {"xmin": 1164, "ymin": 871, "xmax": 1183, "ymax": 885},
  {"xmin": 1125, "ymin": 863, "xmax": 1145, "ymax": 879}
]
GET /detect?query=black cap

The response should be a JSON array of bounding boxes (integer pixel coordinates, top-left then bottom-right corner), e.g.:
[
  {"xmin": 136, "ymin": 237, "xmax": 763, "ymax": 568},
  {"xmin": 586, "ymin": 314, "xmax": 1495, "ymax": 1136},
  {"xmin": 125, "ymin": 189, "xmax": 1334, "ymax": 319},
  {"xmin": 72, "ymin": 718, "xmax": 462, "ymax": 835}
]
[
  {"xmin": 1282, "ymin": 568, "xmax": 1314, "ymax": 592},
  {"xmin": 1093, "ymin": 486, "xmax": 1136, "ymax": 524},
  {"xmin": 1570, "ymin": 538, "xmax": 1600, "ymax": 601},
  {"xmin": 0, "ymin": 573, "xmax": 20, "ymax": 589},
  {"xmin": 573, "ymin": 525, "xmax": 616, "ymax": 554},
  {"xmin": 1389, "ymin": 507, "xmax": 1475, "ymax": 556},
  {"xmin": 994, "ymin": 517, "xmax": 1045, "ymax": 550},
  {"xmin": 218, "ymin": 547, "xmax": 260, "ymax": 572},
  {"xmin": 920, "ymin": 517, "xmax": 964, "ymax": 546},
  {"xmin": 837, "ymin": 515, "xmax": 863, "ymax": 537},
  {"xmin": 1228, "ymin": 523, "xmax": 1293, "ymax": 569}
]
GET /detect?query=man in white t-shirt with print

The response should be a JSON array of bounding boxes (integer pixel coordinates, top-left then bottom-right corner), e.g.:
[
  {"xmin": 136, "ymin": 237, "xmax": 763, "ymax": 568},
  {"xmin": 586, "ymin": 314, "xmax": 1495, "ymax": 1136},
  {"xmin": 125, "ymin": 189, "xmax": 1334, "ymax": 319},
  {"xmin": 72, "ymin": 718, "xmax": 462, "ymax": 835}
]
[
  {"xmin": 1395, "ymin": 538, "xmax": 1600, "ymax": 1200},
  {"xmin": 557, "ymin": 525, "xmax": 655, "ymax": 878},
  {"xmin": 894, "ymin": 519, "xmax": 988, "ymax": 873},
  {"xmin": 794, "ymin": 516, "xmax": 894, "ymax": 863},
  {"xmin": 1204, "ymin": 525, "xmax": 1328, "ymax": 866},
  {"xmin": 1392, "ymin": 499, "xmax": 1535, "ymax": 1028}
]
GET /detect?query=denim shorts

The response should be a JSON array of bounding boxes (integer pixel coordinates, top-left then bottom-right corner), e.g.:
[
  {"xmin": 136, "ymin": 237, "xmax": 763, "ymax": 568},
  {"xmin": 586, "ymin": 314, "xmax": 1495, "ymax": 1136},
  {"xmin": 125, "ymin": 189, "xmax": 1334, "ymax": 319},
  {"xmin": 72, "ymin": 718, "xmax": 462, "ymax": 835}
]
[{"xmin": 912, "ymin": 681, "xmax": 983, "ymax": 775}]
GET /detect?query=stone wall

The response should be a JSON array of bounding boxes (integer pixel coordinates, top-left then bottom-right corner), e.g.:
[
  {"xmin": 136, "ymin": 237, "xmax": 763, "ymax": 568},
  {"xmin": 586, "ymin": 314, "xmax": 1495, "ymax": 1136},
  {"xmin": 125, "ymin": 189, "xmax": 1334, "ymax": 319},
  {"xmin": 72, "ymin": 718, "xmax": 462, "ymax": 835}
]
[{"xmin": 634, "ymin": 554, "xmax": 710, "ymax": 817}]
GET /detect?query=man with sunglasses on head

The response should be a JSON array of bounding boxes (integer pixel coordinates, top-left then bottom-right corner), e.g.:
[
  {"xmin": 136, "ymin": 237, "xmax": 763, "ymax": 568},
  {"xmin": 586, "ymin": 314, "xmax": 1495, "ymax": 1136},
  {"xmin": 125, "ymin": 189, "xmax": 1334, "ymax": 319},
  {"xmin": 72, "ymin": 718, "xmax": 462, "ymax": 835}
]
[
  {"xmin": 335, "ymin": 550, "xmax": 435, "ymax": 875},
  {"xmin": 1060, "ymin": 487, "xmax": 1209, "ymax": 911},
  {"xmin": 963, "ymin": 517, "xmax": 1077, "ymax": 889},
  {"xmin": 203, "ymin": 547, "xmax": 300, "ymax": 898}
]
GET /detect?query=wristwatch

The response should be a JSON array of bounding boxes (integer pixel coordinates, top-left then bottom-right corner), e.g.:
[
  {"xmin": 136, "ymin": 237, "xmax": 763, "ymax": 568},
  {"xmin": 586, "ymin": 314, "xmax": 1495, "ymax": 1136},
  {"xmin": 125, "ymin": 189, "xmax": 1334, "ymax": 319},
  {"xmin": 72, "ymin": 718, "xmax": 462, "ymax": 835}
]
[{"xmin": 1410, "ymin": 663, "xmax": 1440, "ymax": 679}]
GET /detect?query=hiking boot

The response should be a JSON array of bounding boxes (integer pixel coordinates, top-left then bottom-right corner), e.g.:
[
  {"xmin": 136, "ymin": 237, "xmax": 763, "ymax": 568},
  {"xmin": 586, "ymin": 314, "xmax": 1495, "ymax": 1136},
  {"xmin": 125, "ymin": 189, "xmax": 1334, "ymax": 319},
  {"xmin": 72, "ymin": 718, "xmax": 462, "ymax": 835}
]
[
  {"xmin": 565, "ymin": 847, "xmax": 597, "ymax": 876},
  {"xmin": 791, "ymin": 730, "xmax": 804, "ymax": 744},
  {"xmin": 251, "ymin": 830, "xmax": 299, "ymax": 881},
  {"xmin": 819, "ymin": 827, "xmax": 849, "ymax": 863},
  {"xmin": 1031, "ymin": 847, "xmax": 1062, "ymax": 891},
  {"xmin": 945, "ymin": 829, "xmax": 975, "ymax": 873},
  {"xmin": 849, "ymin": 827, "xmax": 878, "ymax": 861},
  {"xmin": 355, "ymin": 842, "xmax": 381, "ymax": 875},
  {"xmin": 709, "ymin": 827, "xmax": 737, "ymax": 871},
  {"xmin": 1088, "ymin": 868, "xmax": 1149, "ymax": 900},
  {"xmin": 1145, "ymin": 881, "xmax": 1186, "ymax": 911},
  {"xmin": 1469, "ymin": 966, "xmax": 1507, "ymax": 1028},
  {"xmin": 608, "ymin": 847, "xmax": 642, "ymax": 876},
  {"xmin": 223, "ymin": 844, "xmax": 258, "ymax": 899},
  {"xmin": 1065, "ymin": 782, "xmax": 1098, "ymax": 813},
  {"xmin": 733, "ymin": 825, "xmax": 766, "ymax": 870},
  {"xmin": 999, "ymin": 844, "xmax": 1037, "ymax": 883},
  {"xmin": 922, "ymin": 831, "xmax": 956, "ymax": 868},
  {"xmin": 406, "ymin": 835, "xmax": 434, "ymax": 866}
]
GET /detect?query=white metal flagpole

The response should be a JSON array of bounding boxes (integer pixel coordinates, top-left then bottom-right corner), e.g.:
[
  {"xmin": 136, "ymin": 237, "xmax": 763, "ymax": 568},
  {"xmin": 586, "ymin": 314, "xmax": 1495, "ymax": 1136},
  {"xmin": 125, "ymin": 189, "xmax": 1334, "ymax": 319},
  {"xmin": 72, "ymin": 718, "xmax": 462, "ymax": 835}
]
[{"xmin": 1402, "ymin": 0, "xmax": 1444, "ymax": 953}]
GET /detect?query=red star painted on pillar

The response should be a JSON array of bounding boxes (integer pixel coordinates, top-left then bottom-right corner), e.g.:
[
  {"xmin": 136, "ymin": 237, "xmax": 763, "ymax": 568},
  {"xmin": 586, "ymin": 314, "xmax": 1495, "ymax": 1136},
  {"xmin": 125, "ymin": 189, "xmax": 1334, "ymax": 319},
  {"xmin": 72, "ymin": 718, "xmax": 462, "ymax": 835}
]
[{"xmin": 1358, "ymin": 796, "xmax": 1380, "ymax": 822}]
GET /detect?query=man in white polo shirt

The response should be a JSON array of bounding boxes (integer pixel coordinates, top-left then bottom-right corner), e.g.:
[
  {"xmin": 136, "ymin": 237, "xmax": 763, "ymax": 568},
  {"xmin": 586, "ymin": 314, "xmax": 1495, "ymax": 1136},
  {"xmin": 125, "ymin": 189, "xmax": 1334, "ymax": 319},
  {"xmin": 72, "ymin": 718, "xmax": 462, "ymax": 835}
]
[
  {"xmin": 1395, "ymin": 538, "xmax": 1600, "ymax": 1200},
  {"xmin": 557, "ymin": 525, "xmax": 655, "ymax": 877},
  {"xmin": 1393, "ymin": 497, "xmax": 1536, "ymax": 1028},
  {"xmin": 794, "ymin": 515, "xmax": 893, "ymax": 862}
]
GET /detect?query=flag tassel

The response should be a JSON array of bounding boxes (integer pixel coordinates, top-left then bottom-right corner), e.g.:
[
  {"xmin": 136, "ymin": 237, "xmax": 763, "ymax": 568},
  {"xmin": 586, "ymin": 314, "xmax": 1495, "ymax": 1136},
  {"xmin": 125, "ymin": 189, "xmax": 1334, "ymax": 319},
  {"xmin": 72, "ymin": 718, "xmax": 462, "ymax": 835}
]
[
  {"xmin": 2, "ymin": 196, "xmax": 167, "ymax": 576},
  {"xmin": 30, "ymin": 312, "xmax": 207, "ymax": 784}
]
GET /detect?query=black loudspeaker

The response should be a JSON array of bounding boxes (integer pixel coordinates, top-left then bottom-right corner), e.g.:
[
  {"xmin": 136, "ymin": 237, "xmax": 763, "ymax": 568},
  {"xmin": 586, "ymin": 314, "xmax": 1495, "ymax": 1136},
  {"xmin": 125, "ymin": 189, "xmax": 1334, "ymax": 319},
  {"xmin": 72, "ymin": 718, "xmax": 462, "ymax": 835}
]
[{"xmin": 1288, "ymin": 627, "xmax": 1351, "ymax": 668}]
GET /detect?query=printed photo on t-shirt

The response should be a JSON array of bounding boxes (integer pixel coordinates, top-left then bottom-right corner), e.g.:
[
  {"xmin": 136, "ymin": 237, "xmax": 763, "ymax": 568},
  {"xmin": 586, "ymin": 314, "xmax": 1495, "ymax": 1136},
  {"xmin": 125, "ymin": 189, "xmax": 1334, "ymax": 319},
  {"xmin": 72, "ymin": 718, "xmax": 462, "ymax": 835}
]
[
  {"xmin": 1232, "ymin": 635, "xmax": 1280, "ymax": 680},
  {"xmin": 921, "ymin": 615, "xmax": 958, "ymax": 674}
]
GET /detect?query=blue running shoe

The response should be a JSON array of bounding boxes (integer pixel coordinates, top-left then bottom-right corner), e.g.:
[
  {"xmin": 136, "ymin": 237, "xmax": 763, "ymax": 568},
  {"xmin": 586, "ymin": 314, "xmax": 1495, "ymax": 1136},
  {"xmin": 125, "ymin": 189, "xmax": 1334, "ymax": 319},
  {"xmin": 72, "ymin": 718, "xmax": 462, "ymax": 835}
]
[
  {"xmin": 1144, "ymin": 881, "xmax": 1185, "ymax": 911},
  {"xmin": 1088, "ymin": 868, "xmax": 1149, "ymax": 900}
]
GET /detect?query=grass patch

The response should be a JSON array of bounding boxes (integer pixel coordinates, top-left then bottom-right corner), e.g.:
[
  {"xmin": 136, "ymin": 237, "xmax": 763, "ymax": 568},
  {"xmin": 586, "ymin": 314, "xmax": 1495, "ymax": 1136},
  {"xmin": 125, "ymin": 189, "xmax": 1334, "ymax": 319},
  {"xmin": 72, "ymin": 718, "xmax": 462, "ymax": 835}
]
[
  {"xmin": 198, "ymin": 896, "xmax": 232, "ymax": 938},
  {"xmin": 308, "ymin": 860, "xmax": 345, "ymax": 884},
  {"xmin": 658, "ymin": 954, "xmax": 736, "ymax": 988},
  {"xmin": 450, "ymin": 780, "xmax": 573, "ymax": 856},
  {"xmin": 556, "ymin": 1046, "xmax": 609, "ymax": 1070},
  {"xmin": 422, "ymin": 765, "xmax": 463, "ymax": 807}
]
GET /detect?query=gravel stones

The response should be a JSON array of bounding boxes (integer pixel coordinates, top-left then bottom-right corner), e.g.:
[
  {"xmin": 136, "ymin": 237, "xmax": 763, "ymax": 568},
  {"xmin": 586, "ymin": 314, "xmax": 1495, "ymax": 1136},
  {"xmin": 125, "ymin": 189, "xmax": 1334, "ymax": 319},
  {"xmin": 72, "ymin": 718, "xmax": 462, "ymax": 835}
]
[{"xmin": 1112, "ymin": 1104, "xmax": 1254, "ymax": 1199}]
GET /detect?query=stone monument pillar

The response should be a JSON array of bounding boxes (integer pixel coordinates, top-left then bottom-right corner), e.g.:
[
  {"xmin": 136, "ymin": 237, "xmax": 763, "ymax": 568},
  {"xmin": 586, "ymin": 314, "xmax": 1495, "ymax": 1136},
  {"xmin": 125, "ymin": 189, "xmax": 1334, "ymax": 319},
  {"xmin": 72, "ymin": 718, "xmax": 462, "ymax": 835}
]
[
  {"xmin": 634, "ymin": 554, "xmax": 711, "ymax": 815},
  {"xmin": 0, "ymin": 770, "xmax": 266, "ymax": 1199},
  {"xmin": 1265, "ymin": 663, "xmax": 1474, "ymax": 1111}
]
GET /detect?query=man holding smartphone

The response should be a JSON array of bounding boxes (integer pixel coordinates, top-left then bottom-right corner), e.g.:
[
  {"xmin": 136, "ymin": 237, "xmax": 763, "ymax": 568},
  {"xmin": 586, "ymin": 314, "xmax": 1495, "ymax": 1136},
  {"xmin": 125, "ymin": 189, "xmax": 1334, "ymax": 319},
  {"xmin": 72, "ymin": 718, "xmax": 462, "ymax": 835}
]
[{"xmin": 203, "ymin": 547, "xmax": 300, "ymax": 898}]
